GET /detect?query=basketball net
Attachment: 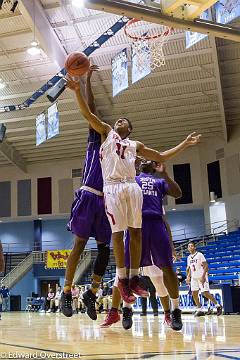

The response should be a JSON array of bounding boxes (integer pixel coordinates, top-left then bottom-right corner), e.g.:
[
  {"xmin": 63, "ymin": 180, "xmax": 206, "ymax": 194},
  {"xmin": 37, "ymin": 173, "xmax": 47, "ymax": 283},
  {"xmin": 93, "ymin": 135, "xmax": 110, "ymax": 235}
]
[{"xmin": 124, "ymin": 19, "xmax": 173, "ymax": 71}]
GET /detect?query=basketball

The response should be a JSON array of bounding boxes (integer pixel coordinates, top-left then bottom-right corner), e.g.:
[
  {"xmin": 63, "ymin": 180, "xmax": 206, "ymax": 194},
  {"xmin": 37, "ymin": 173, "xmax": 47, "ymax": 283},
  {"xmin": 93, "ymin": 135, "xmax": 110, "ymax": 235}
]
[{"xmin": 65, "ymin": 52, "xmax": 90, "ymax": 76}]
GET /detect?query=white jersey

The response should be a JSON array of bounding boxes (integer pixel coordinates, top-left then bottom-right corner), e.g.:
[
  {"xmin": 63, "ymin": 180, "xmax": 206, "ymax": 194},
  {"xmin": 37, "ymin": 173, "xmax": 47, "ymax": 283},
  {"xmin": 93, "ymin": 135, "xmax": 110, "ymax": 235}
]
[
  {"xmin": 100, "ymin": 130, "xmax": 136, "ymax": 184},
  {"xmin": 187, "ymin": 251, "xmax": 206, "ymax": 279}
]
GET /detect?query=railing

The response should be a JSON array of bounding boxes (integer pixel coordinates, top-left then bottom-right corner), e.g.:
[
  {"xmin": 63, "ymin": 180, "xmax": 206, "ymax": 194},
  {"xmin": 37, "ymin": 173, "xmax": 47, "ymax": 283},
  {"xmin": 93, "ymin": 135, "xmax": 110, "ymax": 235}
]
[{"xmin": 73, "ymin": 250, "xmax": 92, "ymax": 284}]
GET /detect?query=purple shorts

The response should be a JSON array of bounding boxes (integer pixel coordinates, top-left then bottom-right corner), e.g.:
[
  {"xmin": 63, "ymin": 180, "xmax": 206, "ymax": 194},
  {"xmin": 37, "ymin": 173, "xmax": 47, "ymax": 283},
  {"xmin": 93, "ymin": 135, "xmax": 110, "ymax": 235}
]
[
  {"xmin": 124, "ymin": 216, "xmax": 173, "ymax": 268},
  {"xmin": 67, "ymin": 189, "xmax": 111, "ymax": 244}
]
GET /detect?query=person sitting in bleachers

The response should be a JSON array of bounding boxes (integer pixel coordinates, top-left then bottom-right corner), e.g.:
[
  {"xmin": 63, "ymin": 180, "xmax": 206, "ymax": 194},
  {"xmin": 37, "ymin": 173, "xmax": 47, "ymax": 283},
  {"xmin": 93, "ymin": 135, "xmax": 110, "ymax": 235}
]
[
  {"xmin": 46, "ymin": 288, "xmax": 55, "ymax": 313},
  {"xmin": 95, "ymin": 284, "xmax": 103, "ymax": 313},
  {"xmin": 176, "ymin": 267, "xmax": 186, "ymax": 286},
  {"xmin": 71, "ymin": 284, "xmax": 80, "ymax": 314},
  {"xmin": 102, "ymin": 283, "xmax": 112, "ymax": 313}
]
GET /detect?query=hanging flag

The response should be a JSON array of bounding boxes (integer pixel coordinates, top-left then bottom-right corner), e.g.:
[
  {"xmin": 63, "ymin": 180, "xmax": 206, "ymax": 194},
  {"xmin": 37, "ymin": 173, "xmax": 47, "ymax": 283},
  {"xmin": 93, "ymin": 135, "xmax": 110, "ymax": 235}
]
[
  {"xmin": 47, "ymin": 102, "xmax": 59, "ymax": 140},
  {"xmin": 112, "ymin": 48, "xmax": 129, "ymax": 96},
  {"xmin": 131, "ymin": 40, "xmax": 151, "ymax": 84},
  {"xmin": 215, "ymin": 0, "xmax": 240, "ymax": 24},
  {"xmin": 185, "ymin": 10, "xmax": 211, "ymax": 49},
  {"xmin": 36, "ymin": 112, "xmax": 46, "ymax": 146}
]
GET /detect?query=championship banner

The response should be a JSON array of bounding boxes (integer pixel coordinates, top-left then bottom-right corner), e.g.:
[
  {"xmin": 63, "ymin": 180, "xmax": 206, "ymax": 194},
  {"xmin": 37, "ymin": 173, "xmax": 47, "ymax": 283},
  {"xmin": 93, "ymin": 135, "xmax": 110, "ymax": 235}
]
[
  {"xmin": 215, "ymin": 0, "xmax": 240, "ymax": 24},
  {"xmin": 112, "ymin": 48, "xmax": 129, "ymax": 97},
  {"xmin": 185, "ymin": 10, "xmax": 211, "ymax": 49},
  {"xmin": 36, "ymin": 112, "xmax": 46, "ymax": 146},
  {"xmin": 47, "ymin": 102, "xmax": 59, "ymax": 140},
  {"xmin": 45, "ymin": 250, "xmax": 71, "ymax": 269},
  {"xmin": 131, "ymin": 40, "xmax": 151, "ymax": 84}
]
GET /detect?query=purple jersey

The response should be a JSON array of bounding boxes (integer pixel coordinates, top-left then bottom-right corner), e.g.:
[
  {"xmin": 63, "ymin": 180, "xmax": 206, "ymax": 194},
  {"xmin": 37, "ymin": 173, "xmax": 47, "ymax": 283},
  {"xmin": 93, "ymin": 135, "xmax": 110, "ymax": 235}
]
[
  {"xmin": 135, "ymin": 173, "xmax": 168, "ymax": 218},
  {"xmin": 82, "ymin": 128, "xmax": 103, "ymax": 192}
]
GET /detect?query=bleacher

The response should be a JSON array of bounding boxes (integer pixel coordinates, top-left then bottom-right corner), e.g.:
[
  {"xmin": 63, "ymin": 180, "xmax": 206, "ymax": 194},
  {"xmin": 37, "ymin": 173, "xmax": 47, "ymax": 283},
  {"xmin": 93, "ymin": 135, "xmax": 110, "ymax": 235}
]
[{"xmin": 174, "ymin": 230, "xmax": 240, "ymax": 284}]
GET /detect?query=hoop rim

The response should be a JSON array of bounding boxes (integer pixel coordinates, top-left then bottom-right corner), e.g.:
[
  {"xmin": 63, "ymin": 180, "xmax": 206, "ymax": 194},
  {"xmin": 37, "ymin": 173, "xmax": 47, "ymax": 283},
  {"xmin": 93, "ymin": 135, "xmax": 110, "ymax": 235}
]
[{"xmin": 124, "ymin": 18, "xmax": 173, "ymax": 41}]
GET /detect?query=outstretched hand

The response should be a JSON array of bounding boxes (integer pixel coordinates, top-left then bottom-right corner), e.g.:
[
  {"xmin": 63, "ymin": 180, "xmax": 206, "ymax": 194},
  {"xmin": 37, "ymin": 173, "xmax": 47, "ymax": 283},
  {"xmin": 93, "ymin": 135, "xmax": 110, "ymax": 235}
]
[
  {"xmin": 185, "ymin": 132, "xmax": 201, "ymax": 146},
  {"xmin": 65, "ymin": 74, "xmax": 80, "ymax": 91},
  {"xmin": 87, "ymin": 64, "xmax": 99, "ymax": 78}
]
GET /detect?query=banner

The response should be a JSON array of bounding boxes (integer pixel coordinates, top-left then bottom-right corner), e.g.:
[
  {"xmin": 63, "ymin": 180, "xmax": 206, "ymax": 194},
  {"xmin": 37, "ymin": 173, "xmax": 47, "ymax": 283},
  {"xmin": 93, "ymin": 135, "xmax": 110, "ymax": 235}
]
[
  {"xmin": 47, "ymin": 102, "xmax": 59, "ymax": 140},
  {"xmin": 112, "ymin": 48, "xmax": 128, "ymax": 96},
  {"xmin": 131, "ymin": 40, "xmax": 151, "ymax": 84},
  {"xmin": 45, "ymin": 249, "xmax": 71, "ymax": 269},
  {"xmin": 133, "ymin": 288, "xmax": 223, "ymax": 312},
  {"xmin": 215, "ymin": 0, "xmax": 240, "ymax": 24},
  {"xmin": 185, "ymin": 10, "xmax": 211, "ymax": 49},
  {"xmin": 36, "ymin": 112, "xmax": 46, "ymax": 146}
]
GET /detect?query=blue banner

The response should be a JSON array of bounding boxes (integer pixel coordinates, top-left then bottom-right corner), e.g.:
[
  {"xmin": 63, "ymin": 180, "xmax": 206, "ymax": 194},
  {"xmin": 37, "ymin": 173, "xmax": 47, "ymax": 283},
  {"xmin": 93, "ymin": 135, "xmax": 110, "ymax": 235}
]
[
  {"xmin": 47, "ymin": 103, "xmax": 59, "ymax": 140},
  {"xmin": 112, "ymin": 48, "xmax": 129, "ymax": 97},
  {"xmin": 186, "ymin": 10, "xmax": 210, "ymax": 49},
  {"xmin": 36, "ymin": 112, "xmax": 46, "ymax": 146},
  {"xmin": 131, "ymin": 40, "xmax": 151, "ymax": 84},
  {"xmin": 215, "ymin": 0, "xmax": 240, "ymax": 24}
]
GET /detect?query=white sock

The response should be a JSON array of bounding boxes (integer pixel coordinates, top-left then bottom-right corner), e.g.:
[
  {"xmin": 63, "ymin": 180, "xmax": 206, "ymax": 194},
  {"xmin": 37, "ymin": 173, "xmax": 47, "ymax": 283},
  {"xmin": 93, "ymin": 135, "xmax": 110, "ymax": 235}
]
[
  {"xmin": 123, "ymin": 301, "xmax": 132, "ymax": 309},
  {"xmin": 117, "ymin": 267, "xmax": 127, "ymax": 279},
  {"xmin": 171, "ymin": 298, "xmax": 179, "ymax": 310},
  {"xmin": 130, "ymin": 268, "xmax": 139, "ymax": 278}
]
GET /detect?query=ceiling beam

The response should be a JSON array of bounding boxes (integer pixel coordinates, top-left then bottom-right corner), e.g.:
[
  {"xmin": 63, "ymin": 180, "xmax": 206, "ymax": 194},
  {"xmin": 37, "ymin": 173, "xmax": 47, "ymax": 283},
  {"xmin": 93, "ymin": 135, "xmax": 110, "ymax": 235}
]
[
  {"xmin": 209, "ymin": 36, "xmax": 228, "ymax": 141},
  {"xmin": 84, "ymin": 0, "xmax": 240, "ymax": 42},
  {"xmin": 0, "ymin": 141, "xmax": 27, "ymax": 173}
]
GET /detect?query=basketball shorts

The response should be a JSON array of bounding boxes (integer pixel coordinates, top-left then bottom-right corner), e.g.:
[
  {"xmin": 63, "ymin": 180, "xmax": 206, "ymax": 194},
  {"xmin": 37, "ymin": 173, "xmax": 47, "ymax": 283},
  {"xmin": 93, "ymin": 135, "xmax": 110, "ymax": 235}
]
[
  {"xmin": 104, "ymin": 182, "xmax": 143, "ymax": 233},
  {"xmin": 67, "ymin": 188, "xmax": 111, "ymax": 244},
  {"xmin": 191, "ymin": 276, "xmax": 210, "ymax": 292}
]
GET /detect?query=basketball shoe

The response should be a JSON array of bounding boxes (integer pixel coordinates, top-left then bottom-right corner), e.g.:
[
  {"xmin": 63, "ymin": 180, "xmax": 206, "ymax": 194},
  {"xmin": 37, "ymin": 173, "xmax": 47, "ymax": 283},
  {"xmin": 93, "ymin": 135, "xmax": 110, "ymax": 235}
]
[
  {"xmin": 61, "ymin": 291, "xmax": 73, "ymax": 317},
  {"xmin": 171, "ymin": 308, "xmax": 183, "ymax": 331},
  {"xmin": 163, "ymin": 311, "xmax": 172, "ymax": 327},
  {"xmin": 118, "ymin": 278, "xmax": 136, "ymax": 304},
  {"xmin": 82, "ymin": 289, "xmax": 97, "ymax": 320},
  {"xmin": 216, "ymin": 305, "xmax": 223, "ymax": 316},
  {"xmin": 206, "ymin": 307, "xmax": 213, "ymax": 315},
  {"xmin": 122, "ymin": 307, "xmax": 133, "ymax": 330},
  {"xmin": 194, "ymin": 309, "xmax": 205, "ymax": 317},
  {"xmin": 129, "ymin": 276, "xmax": 149, "ymax": 297},
  {"xmin": 100, "ymin": 308, "xmax": 120, "ymax": 328}
]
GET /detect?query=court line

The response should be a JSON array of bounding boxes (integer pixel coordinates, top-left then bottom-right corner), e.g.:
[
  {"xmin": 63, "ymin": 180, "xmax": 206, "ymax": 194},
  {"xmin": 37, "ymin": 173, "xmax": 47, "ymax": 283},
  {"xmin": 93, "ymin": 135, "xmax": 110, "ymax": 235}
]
[{"xmin": 0, "ymin": 342, "xmax": 72, "ymax": 355}]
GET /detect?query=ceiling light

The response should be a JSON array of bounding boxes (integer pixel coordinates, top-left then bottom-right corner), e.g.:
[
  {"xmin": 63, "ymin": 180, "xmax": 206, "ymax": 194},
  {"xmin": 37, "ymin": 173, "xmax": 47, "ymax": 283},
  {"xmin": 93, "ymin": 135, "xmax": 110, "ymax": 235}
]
[
  {"xmin": 72, "ymin": 0, "xmax": 85, "ymax": 8},
  {"xmin": 172, "ymin": 208, "xmax": 176, "ymax": 211},
  {"xmin": 27, "ymin": 42, "xmax": 41, "ymax": 56}
]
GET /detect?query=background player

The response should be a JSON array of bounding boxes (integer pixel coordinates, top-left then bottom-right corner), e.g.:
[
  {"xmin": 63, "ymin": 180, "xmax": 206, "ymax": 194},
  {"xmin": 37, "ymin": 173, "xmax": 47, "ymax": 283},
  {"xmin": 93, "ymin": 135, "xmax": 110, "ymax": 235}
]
[
  {"xmin": 101, "ymin": 162, "xmax": 183, "ymax": 330},
  {"xmin": 186, "ymin": 242, "xmax": 223, "ymax": 316},
  {"xmin": 67, "ymin": 76, "xmax": 201, "ymax": 306},
  {"xmin": 61, "ymin": 66, "xmax": 111, "ymax": 320}
]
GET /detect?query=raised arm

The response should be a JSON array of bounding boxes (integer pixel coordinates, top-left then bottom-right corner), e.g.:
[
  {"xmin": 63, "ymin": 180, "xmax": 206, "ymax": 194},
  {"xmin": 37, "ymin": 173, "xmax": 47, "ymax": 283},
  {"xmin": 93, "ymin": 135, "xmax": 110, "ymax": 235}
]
[
  {"xmin": 136, "ymin": 132, "xmax": 201, "ymax": 162},
  {"xmin": 67, "ymin": 76, "xmax": 111, "ymax": 136},
  {"xmin": 86, "ymin": 65, "xmax": 98, "ymax": 115},
  {"xmin": 155, "ymin": 163, "xmax": 182, "ymax": 199}
]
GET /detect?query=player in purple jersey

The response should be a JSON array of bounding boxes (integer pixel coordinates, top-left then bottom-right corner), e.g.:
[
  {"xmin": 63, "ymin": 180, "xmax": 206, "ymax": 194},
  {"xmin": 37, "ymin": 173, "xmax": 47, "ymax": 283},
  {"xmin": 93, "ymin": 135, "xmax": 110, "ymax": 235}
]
[
  {"xmin": 61, "ymin": 66, "xmax": 112, "ymax": 319},
  {"xmin": 101, "ymin": 161, "xmax": 183, "ymax": 330}
]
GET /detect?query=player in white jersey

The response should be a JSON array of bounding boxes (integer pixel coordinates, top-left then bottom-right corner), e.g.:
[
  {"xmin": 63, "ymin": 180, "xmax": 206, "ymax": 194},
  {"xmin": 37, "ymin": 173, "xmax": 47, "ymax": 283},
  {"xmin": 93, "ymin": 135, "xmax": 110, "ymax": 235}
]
[
  {"xmin": 67, "ymin": 76, "xmax": 201, "ymax": 304},
  {"xmin": 186, "ymin": 242, "xmax": 222, "ymax": 316}
]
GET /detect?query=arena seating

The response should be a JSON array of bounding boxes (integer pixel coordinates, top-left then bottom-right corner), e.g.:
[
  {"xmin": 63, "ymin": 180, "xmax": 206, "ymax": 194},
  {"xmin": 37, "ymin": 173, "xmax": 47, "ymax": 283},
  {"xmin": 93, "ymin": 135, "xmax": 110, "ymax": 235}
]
[{"xmin": 174, "ymin": 230, "xmax": 240, "ymax": 284}]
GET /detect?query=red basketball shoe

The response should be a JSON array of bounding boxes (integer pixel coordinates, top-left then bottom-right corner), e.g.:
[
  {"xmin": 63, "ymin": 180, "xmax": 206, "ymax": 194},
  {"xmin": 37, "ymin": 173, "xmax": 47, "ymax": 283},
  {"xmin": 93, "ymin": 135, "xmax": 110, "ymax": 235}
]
[
  {"xmin": 129, "ymin": 276, "xmax": 149, "ymax": 297},
  {"xmin": 118, "ymin": 278, "xmax": 136, "ymax": 304},
  {"xmin": 100, "ymin": 308, "xmax": 120, "ymax": 328}
]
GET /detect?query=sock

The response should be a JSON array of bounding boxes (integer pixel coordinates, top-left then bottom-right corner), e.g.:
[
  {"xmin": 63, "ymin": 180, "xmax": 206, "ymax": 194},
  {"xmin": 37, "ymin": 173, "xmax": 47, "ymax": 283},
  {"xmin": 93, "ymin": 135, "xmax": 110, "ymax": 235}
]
[
  {"xmin": 171, "ymin": 298, "xmax": 179, "ymax": 310},
  {"xmin": 117, "ymin": 267, "xmax": 127, "ymax": 279},
  {"xmin": 123, "ymin": 301, "xmax": 132, "ymax": 309},
  {"xmin": 216, "ymin": 303, "xmax": 221, "ymax": 308},
  {"xmin": 130, "ymin": 268, "xmax": 139, "ymax": 278}
]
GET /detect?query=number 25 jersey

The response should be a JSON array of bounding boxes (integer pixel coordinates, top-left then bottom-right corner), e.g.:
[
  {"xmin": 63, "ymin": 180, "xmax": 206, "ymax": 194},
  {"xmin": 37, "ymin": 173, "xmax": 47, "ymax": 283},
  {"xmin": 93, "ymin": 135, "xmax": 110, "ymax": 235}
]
[{"xmin": 100, "ymin": 130, "xmax": 137, "ymax": 184}]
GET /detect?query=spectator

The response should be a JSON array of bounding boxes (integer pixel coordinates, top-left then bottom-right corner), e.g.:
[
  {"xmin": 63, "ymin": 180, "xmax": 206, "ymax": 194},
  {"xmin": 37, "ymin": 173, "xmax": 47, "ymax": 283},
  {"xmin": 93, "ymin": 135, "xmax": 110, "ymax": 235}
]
[
  {"xmin": 46, "ymin": 288, "xmax": 55, "ymax": 313},
  {"xmin": 0, "ymin": 285, "xmax": 9, "ymax": 312},
  {"xmin": 102, "ymin": 283, "xmax": 112, "ymax": 313},
  {"xmin": 55, "ymin": 286, "xmax": 62, "ymax": 313},
  {"xmin": 140, "ymin": 276, "xmax": 158, "ymax": 316},
  {"xmin": 96, "ymin": 284, "xmax": 103, "ymax": 313},
  {"xmin": 78, "ymin": 286, "xmax": 86, "ymax": 313},
  {"xmin": 176, "ymin": 267, "xmax": 186, "ymax": 286},
  {"xmin": 71, "ymin": 284, "xmax": 80, "ymax": 314}
]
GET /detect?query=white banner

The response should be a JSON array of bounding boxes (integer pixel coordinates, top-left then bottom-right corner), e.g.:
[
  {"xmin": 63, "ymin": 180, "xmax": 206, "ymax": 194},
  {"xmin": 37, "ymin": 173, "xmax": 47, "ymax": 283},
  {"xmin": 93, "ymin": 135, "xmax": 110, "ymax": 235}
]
[
  {"xmin": 36, "ymin": 112, "xmax": 46, "ymax": 146},
  {"xmin": 47, "ymin": 102, "xmax": 59, "ymax": 140},
  {"xmin": 185, "ymin": 10, "xmax": 211, "ymax": 49},
  {"xmin": 131, "ymin": 40, "xmax": 151, "ymax": 84},
  {"xmin": 215, "ymin": 0, "xmax": 240, "ymax": 24},
  {"xmin": 112, "ymin": 48, "xmax": 129, "ymax": 97}
]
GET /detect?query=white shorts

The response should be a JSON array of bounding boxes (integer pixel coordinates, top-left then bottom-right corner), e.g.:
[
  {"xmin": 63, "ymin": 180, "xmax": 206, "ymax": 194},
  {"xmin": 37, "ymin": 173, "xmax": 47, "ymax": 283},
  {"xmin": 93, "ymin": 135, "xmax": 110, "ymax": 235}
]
[
  {"xmin": 191, "ymin": 276, "xmax": 210, "ymax": 292},
  {"xmin": 104, "ymin": 182, "xmax": 143, "ymax": 233}
]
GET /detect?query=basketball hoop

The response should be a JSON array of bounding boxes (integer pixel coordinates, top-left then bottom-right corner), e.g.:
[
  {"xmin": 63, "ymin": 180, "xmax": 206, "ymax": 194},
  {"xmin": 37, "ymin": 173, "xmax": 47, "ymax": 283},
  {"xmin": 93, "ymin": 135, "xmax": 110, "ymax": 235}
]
[{"xmin": 124, "ymin": 18, "xmax": 173, "ymax": 70}]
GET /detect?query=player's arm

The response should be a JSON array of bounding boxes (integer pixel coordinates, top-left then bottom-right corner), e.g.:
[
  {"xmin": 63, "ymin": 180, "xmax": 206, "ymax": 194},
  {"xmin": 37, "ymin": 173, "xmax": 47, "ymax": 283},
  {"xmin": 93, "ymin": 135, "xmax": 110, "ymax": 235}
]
[
  {"xmin": 200, "ymin": 261, "xmax": 208, "ymax": 285},
  {"xmin": 67, "ymin": 76, "xmax": 111, "ymax": 136},
  {"xmin": 136, "ymin": 132, "xmax": 201, "ymax": 162},
  {"xmin": 0, "ymin": 240, "xmax": 5, "ymax": 273},
  {"xmin": 155, "ymin": 164, "xmax": 182, "ymax": 199},
  {"xmin": 186, "ymin": 265, "xmax": 191, "ymax": 284},
  {"xmin": 86, "ymin": 65, "xmax": 98, "ymax": 115}
]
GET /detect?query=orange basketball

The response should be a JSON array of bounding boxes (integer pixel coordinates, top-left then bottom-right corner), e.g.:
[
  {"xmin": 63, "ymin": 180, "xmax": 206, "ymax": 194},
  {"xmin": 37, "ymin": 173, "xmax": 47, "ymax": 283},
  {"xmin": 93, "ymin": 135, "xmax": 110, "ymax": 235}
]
[{"xmin": 65, "ymin": 52, "xmax": 90, "ymax": 76}]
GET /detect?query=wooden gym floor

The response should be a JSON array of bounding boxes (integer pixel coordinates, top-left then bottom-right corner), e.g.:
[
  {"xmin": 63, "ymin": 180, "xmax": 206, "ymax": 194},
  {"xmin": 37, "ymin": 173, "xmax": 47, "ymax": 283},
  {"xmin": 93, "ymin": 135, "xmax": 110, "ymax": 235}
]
[{"xmin": 0, "ymin": 312, "xmax": 239, "ymax": 359}]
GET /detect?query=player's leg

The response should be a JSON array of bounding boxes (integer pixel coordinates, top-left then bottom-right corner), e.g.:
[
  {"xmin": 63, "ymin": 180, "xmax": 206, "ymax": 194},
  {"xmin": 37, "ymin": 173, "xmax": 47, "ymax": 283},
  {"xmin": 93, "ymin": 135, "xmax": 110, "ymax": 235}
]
[
  {"xmin": 201, "ymin": 280, "xmax": 222, "ymax": 316},
  {"xmin": 127, "ymin": 184, "xmax": 148, "ymax": 298},
  {"xmin": 144, "ymin": 276, "xmax": 158, "ymax": 316},
  {"xmin": 191, "ymin": 284, "xmax": 205, "ymax": 317}
]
